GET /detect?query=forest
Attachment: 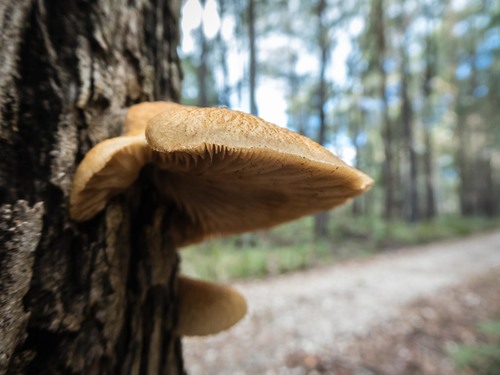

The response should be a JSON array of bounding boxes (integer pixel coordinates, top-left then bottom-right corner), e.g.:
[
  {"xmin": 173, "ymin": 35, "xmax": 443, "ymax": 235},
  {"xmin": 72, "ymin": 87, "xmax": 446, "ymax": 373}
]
[
  {"xmin": 0, "ymin": 0, "xmax": 498, "ymax": 373},
  {"xmin": 178, "ymin": 0, "xmax": 500, "ymax": 280},
  {"xmin": 177, "ymin": 3, "xmax": 500, "ymax": 373}
]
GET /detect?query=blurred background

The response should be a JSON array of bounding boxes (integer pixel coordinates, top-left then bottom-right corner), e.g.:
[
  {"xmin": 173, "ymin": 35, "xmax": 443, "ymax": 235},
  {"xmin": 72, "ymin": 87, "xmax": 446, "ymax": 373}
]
[
  {"xmin": 177, "ymin": 1, "xmax": 500, "ymax": 373},
  {"xmin": 178, "ymin": 0, "xmax": 500, "ymax": 281}
]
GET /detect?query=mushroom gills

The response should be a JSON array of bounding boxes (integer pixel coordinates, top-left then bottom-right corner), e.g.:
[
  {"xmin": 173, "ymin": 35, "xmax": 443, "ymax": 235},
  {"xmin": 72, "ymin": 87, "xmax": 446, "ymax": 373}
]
[{"xmin": 152, "ymin": 145, "xmax": 370, "ymax": 245}]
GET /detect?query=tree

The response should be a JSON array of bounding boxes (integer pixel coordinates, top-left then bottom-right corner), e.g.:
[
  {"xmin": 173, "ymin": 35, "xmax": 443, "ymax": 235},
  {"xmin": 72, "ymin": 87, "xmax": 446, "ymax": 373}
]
[
  {"xmin": 447, "ymin": 1, "xmax": 500, "ymax": 217},
  {"xmin": 197, "ymin": 0, "xmax": 210, "ymax": 107},
  {"xmin": 420, "ymin": 6, "xmax": 439, "ymax": 219},
  {"xmin": 398, "ymin": 3, "xmax": 419, "ymax": 222},
  {"xmin": 0, "ymin": 1, "xmax": 184, "ymax": 373},
  {"xmin": 247, "ymin": 0, "xmax": 258, "ymax": 115},
  {"xmin": 313, "ymin": 0, "xmax": 331, "ymax": 238},
  {"xmin": 370, "ymin": 0, "xmax": 395, "ymax": 220},
  {"xmin": 215, "ymin": 0, "xmax": 232, "ymax": 107}
]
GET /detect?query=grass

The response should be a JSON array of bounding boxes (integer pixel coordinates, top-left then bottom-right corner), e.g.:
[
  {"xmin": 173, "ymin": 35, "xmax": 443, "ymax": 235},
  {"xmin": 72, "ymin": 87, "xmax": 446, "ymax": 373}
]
[
  {"xmin": 452, "ymin": 320, "xmax": 500, "ymax": 375},
  {"xmin": 180, "ymin": 214, "xmax": 500, "ymax": 281},
  {"xmin": 181, "ymin": 240, "xmax": 333, "ymax": 281}
]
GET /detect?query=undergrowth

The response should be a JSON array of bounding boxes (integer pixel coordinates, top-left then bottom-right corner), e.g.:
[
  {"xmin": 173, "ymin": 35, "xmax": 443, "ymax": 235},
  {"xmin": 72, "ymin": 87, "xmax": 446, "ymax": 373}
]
[
  {"xmin": 452, "ymin": 320, "xmax": 500, "ymax": 375},
  {"xmin": 180, "ymin": 214, "xmax": 500, "ymax": 281}
]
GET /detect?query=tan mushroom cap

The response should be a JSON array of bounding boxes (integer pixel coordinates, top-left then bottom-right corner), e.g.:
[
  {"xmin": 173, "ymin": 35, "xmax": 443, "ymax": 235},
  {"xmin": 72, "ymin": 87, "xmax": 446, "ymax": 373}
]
[
  {"xmin": 70, "ymin": 102, "xmax": 182, "ymax": 221},
  {"xmin": 69, "ymin": 136, "xmax": 151, "ymax": 221},
  {"xmin": 70, "ymin": 102, "xmax": 373, "ymax": 246},
  {"xmin": 124, "ymin": 101, "xmax": 184, "ymax": 136},
  {"xmin": 176, "ymin": 275, "xmax": 247, "ymax": 336},
  {"xmin": 146, "ymin": 106, "xmax": 373, "ymax": 245}
]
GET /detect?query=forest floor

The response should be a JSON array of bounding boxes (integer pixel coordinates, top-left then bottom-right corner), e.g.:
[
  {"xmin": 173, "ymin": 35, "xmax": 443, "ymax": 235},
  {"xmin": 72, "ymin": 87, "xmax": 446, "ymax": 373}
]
[{"xmin": 182, "ymin": 230, "xmax": 500, "ymax": 375}]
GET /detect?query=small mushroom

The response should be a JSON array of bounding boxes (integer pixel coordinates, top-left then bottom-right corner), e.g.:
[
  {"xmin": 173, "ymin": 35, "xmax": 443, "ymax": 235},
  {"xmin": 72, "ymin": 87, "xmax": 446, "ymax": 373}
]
[
  {"xmin": 70, "ymin": 102, "xmax": 373, "ymax": 246},
  {"xmin": 70, "ymin": 101, "xmax": 181, "ymax": 222},
  {"xmin": 176, "ymin": 276, "xmax": 247, "ymax": 336}
]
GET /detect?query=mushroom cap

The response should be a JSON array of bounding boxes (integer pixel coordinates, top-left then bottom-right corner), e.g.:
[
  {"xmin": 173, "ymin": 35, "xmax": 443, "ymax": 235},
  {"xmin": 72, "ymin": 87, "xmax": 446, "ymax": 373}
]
[
  {"xmin": 70, "ymin": 102, "xmax": 373, "ymax": 246},
  {"xmin": 124, "ymin": 101, "xmax": 184, "ymax": 136},
  {"xmin": 146, "ymin": 106, "xmax": 373, "ymax": 245},
  {"xmin": 69, "ymin": 136, "xmax": 151, "ymax": 221},
  {"xmin": 70, "ymin": 102, "xmax": 180, "ymax": 221},
  {"xmin": 176, "ymin": 275, "xmax": 247, "ymax": 336}
]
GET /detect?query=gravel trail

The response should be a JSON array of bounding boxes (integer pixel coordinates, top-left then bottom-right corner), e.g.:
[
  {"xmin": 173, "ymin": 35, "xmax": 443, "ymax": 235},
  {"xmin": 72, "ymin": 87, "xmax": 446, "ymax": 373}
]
[{"xmin": 182, "ymin": 231, "xmax": 500, "ymax": 374}]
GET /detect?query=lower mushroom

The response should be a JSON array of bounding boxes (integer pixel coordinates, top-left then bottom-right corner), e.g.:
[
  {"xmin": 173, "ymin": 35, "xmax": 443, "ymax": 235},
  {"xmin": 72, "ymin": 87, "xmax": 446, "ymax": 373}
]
[{"xmin": 176, "ymin": 276, "xmax": 247, "ymax": 336}]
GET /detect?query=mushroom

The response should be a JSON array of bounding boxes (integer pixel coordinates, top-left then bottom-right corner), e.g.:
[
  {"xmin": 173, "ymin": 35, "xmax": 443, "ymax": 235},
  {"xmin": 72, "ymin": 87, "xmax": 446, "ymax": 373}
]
[
  {"xmin": 176, "ymin": 276, "xmax": 247, "ymax": 336},
  {"xmin": 124, "ymin": 101, "xmax": 184, "ymax": 136},
  {"xmin": 69, "ymin": 101, "xmax": 373, "ymax": 336},
  {"xmin": 70, "ymin": 102, "xmax": 373, "ymax": 246},
  {"xmin": 69, "ymin": 101, "xmax": 183, "ymax": 222}
]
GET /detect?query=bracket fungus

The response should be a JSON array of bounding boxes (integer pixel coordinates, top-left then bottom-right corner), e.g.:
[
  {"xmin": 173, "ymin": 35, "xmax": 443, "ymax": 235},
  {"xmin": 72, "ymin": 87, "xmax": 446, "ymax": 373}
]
[
  {"xmin": 70, "ymin": 101, "xmax": 373, "ymax": 336},
  {"xmin": 70, "ymin": 102, "xmax": 373, "ymax": 246}
]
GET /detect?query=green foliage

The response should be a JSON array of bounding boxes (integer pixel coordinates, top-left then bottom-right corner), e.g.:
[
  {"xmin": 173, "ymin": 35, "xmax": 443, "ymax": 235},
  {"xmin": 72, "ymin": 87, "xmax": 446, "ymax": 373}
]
[
  {"xmin": 355, "ymin": 215, "xmax": 500, "ymax": 249},
  {"xmin": 323, "ymin": 211, "xmax": 500, "ymax": 251},
  {"xmin": 479, "ymin": 321, "xmax": 500, "ymax": 336},
  {"xmin": 452, "ymin": 319, "xmax": 500, "ymax": 375},
  {"xmin": 181, "ymin": 214, "xmax": 500, "ymax": 281},
  {"xmin": 181, "ymin": 225, "xmax": 334, "ymax": 282}
]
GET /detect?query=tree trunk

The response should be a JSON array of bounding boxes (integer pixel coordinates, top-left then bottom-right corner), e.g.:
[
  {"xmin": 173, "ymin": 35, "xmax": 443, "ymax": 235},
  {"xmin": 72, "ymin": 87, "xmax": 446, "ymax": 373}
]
[
  {"xmin": 422, "ymin": 128, "xmax": 436, "ymax": 219},
  {"xmin": 421, "ymin": 18, "xmax": 437, "ymax": 220},
  {"xmin": 456, "ymin": 39, "xmax": 478, "ymax": 216},
  {"xmin": 0, "ymin": 1, "xmax": 184, "ymax": 374},
  {"xmin": 316, "ymin": 0, "xmax": 328, "ymax": 149},
  {"xmin": 248, "ymin": 0, "xmax": 258, "ymax": 115},
  {"xmin": 216, "ymin": 0, "xmax": 231, "ymax": 107},
  {"xmin": 314, "ymin": 0, "xmax": 330, "ymax": 238},
  {"xmin": 372, "ymin": 0, "xmax": 395, "ymax": 221},
  {"xmin": 350, "ymin": 104, "xmax": 364, "ymax": 216},
  {"xmin": 400, "ymin": 31, "xmax": 419, "ymax": 222},
  {"xmin": 456, "ymin": 112, "xmax": 473, "ymax": 215},
  {"xmin": 197, "ymin": 0, "xmax": 209, "ymax": 107}
]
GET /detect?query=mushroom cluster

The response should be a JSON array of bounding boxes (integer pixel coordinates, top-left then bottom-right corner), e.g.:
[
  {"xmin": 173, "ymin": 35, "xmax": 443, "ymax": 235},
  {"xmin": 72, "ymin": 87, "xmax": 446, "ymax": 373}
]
[{"xmin": 70, "ymin": 101, "xmax": 373, "ymax": 336}]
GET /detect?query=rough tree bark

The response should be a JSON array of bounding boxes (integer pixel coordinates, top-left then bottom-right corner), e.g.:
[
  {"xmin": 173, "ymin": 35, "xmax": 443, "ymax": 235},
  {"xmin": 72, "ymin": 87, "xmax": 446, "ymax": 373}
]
[{"xmin": 0, "ymin": 0, "xmax": 184, "ymax": 374}]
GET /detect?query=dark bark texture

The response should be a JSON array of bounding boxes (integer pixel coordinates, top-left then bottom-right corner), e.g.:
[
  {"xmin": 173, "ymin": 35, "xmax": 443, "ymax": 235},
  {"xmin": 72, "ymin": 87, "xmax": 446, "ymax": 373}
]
[{"xmin": 0, "ymin": 0, "xmax": 184, "ymax": 374}]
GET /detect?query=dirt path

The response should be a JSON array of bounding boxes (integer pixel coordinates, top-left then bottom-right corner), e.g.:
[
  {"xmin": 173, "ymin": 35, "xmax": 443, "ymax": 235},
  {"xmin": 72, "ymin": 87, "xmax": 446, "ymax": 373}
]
[{"xmin": 182, "ymin": 231, "xmax": 500, "ymax": 374}]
